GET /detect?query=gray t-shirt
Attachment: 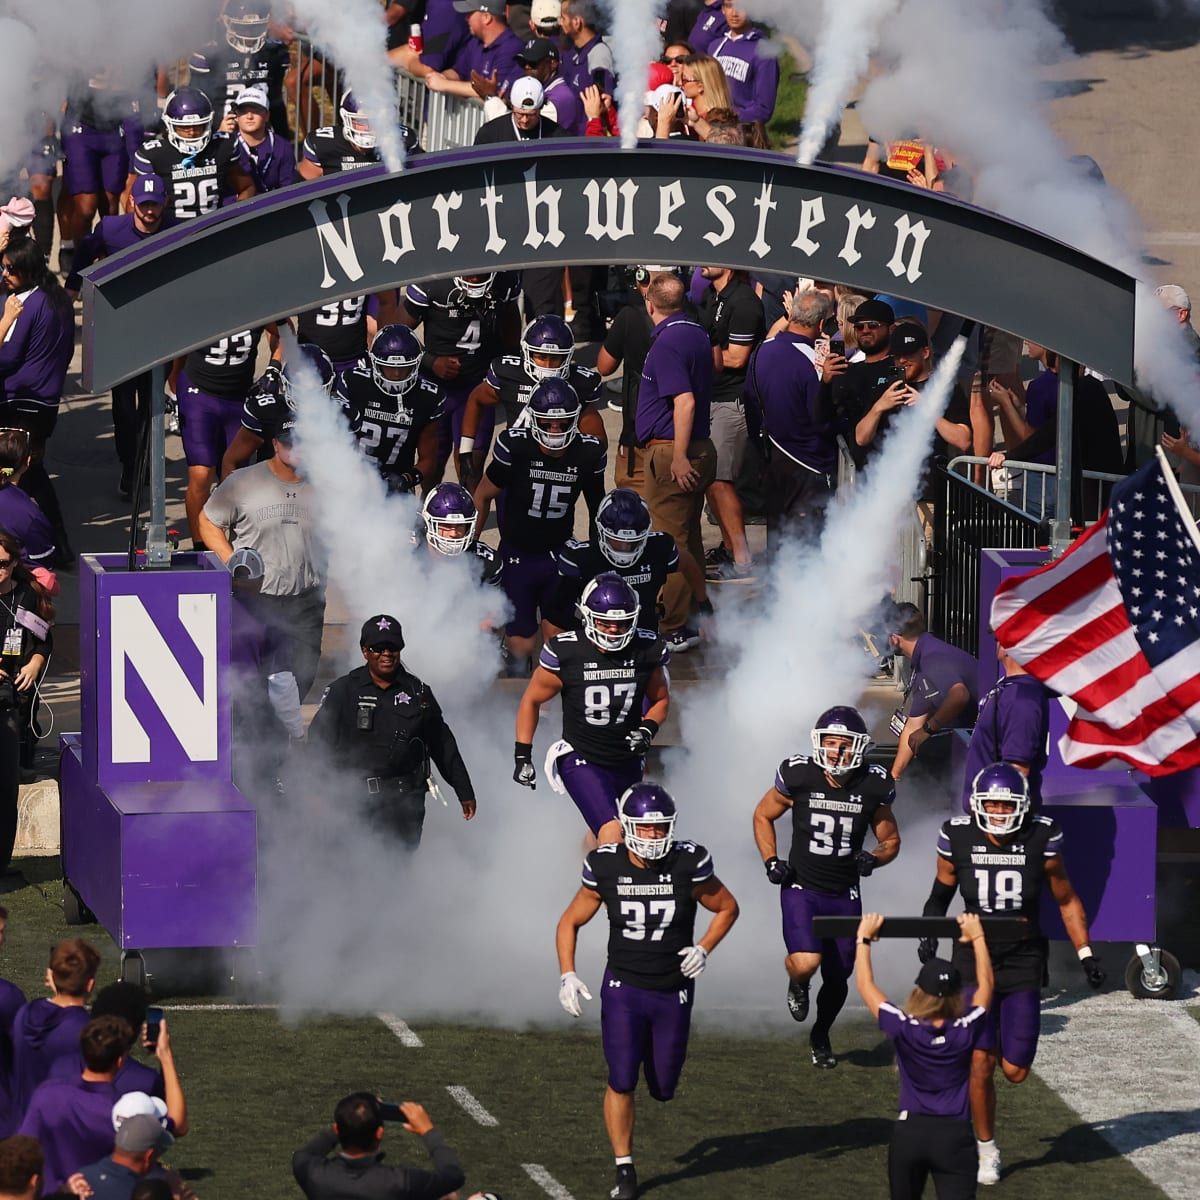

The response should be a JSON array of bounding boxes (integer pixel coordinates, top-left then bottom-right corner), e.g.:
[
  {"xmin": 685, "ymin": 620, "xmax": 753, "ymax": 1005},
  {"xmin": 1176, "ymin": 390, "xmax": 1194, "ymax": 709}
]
[{"xmin": 203, "ymin": 462, "xmax": 325, "ymax": 596}]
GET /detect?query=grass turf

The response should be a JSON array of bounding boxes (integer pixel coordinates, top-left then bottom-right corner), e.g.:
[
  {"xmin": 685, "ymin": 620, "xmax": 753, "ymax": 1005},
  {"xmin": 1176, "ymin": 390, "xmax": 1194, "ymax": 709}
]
[
  {"xmin": 767, "ymin": 53, "xmax": 806, "ymax": 152},
  {"xmin": 0, "ymin": 862, "xmax": 1168, "ymax": 1199}
]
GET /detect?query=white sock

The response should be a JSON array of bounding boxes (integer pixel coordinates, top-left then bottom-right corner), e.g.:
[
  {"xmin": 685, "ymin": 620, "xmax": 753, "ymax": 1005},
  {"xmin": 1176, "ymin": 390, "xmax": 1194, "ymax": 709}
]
[{"xmin": 615, "ymin": 1156, "xmax": 633, "ymax": 1167}]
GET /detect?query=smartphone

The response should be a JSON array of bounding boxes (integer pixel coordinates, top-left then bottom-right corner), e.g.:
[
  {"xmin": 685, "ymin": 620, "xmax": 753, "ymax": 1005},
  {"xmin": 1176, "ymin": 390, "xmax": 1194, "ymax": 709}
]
[
  {"xmin": 821, "ymin": 315, "xmax": 840, "ymax": 337},
  {"xmin": 379, "ymin": 1101, "xmax": 406, "ymax": 1123},
  {"xmin": 591, "ymin": 68, "xmax": 607, "ymax": 92},
  {"xmin": 873, "ymin": 364, "xmax": 906, "ymax": 399},
  {"xmin": 145, "ymin": 1006, "xmax": 163, "ymax": 1048}
]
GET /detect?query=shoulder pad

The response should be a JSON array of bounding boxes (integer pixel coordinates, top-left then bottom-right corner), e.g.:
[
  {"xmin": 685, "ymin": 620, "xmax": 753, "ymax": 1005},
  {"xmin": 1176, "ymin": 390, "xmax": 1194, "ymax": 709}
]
[
  {"xmin": 868, "ymin": 764, "xmax": 891, "ymax": 782},
  {"xmin": 578, "ymin": 434, "xmax": 602, "ymax": 446},
  {"xmin": 948, "ymin": 816, "xmax": 972, "ymax": 826},
  {"xmin": 499, "ymin": 354, "xmax": 522, "ymax": 367},
  {"xmin": 141, "ymin": 138, "xmax": 165, "ymax": 151},
  {"xmin": 635, "ymin": 629, "xmax": 659, "ymax": 642},
  {"xmin": 785, "ymin": 753, "xmax": 813, "ymax": 766},
  {"xmin": 562, "ymin": 537, "xmax": 587, "ymax": 552},
  {"xmin": 556, "ymin": 630, "xmax": 579, "ymax": 642},
  {"xmin": 314, "ymin": 126, "xmax": 336, "ymax": 138},
  {"xmin": 506, "ymin": 427, "xmax": 531, "ymax": 441},
  {"xmin": 593, "ymin": 842, "xmax": 619, "ymax": 855},
  {"xmin": 575, "ymin": 364, "xmax": 599, "ymax": 379}
]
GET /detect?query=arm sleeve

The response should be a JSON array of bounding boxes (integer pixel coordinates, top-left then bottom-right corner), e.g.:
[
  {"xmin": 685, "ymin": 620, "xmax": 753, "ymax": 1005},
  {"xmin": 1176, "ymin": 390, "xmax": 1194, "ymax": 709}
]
[
  {"xmin": 67, "ymin": 225, "xmax": 108, "ymax": 292},
  {"xmin": 291, "ymin": 1129, "xmax": 338, "ymax": 1187},
  {"xmin": 424, "ymin": 689, "xmax": 475, "ymax": 803},
  {"xmin": 395, "ymin": 1129, "xmax": 466, "ymax": 1200},
  {"xmin": 745, "ymin": 54, "xmax": 780, "ymax": 124},
  {"xmin": 0, "ymin": 308, "xmax": 33, "ymax": 374}
]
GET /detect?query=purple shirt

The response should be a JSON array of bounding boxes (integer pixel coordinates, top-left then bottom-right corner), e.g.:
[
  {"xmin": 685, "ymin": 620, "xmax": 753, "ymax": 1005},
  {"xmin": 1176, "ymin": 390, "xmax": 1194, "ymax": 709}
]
[
  {"xmin": 0, "ymin": 978, "xmax": 27, "ymax": 1138},
  {"xmin": 48, "ymin": 1051, "xmax": 164, "ymax": 1100},
  {"xmin": 544, "ymin": 75, "xmax": 586, "ymax": 136},
  {"xmin": 688, "ymin": 0, "xmax": 728, "ymax": 54},
  {"xmin": 637, "ymin": 312, "xmax": 713, "ymax": 445},
  {"xmin": 961, "ymin": 673, "xmax": 1051, "ymax": 807},
  {"xmin": 67, "ymin": 214, "xmax": 171, "ymax": 294},
  {"xmin": 452, "ymin": 26, "xmax": 525, "ymax": 91},
  {"xmin": 18, "ymin": 1076, "xmax": 121, "ymax": 1193},
  {"xmin": 879, "ymin": 1001, "xmax": 988, "ymax": 1119},
  {"xmin": 419, "ymin": 0, "xmax": 471, "ymax": 73},
  {"xmin": 235, "ymin": 130, "xmax": 297, "ymax": 194},
  {"xmin": 711, "ymin": 30, "xmax": 780, "ymax": 124},
  {"xmin": 909, "ymin": 633, "xmax": 979, "ymax": 725},
  {"xmin": 10, "ymin": 999, "xmax": 91, "ymax": 1116},
  {"xmin": 0, "ymin": 485, "xmax": 55, "ymax": 566},
  {"xmin": 560, "ymin": 34, "xmax": 615, "ymax": 98},
  {"xmin": 747, "ymin": 332, "xmax": 835, "ymax": 474},
  {"xmin": 0, "ymin": 289, "xmax": 75, "ymax": 407},
  {"xmin": 1021, "ymin": 369, "xmax": 1057, "ymax": 465}
]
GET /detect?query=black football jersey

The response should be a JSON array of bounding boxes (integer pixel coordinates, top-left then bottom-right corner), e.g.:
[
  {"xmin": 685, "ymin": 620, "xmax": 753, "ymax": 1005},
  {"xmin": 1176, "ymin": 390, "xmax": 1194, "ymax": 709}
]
[
  {"xmin": 336, "ymin": 363, "xmax": 445, "ymax": 482},
  {"xmin": 133, "ymin": 135, "xmax": 241, "ymax": 220},
  {"xmin": 403, "ymin": 275, "xmax": 521, "ymax": 384},
  {"xmin": 486, "ymin": 428, "xmax": 606, "ymax": 554},
  {"xmin": 483, "ymin": 354, "xmax": 603, "ymax": 428},
  {"xmin": 184, "ymin": 329, "xmax": 264, "ymax": 399},
  {"xmin": 296, "ymin": 296, "xmax": 369, "ymax": 365},
  {"xmin": 774, "ymin": 756, "xmax": 896, "ymax": 893},
  {"xmin": 301, "ymin": 126, "xmax": 380, "ymax": 174},
  {"xmin": 241, "ymin": 366, "xmax": 288, "ymax": 436},
  {"xmin": 539, "ymin": 628, "xmax": 668, "ymax": 765},
  {"xmin": 195, "ymin": 42, "xmax": 287, "ymax": 120},
  {"xmin": 583, "ymin": 840, "xmax": 714, "ymax": 990},
  {"xmin": 939, "ymin": 814, "xmax": 1062, "ymax": 987},
  {"xmin": 552, "ymin": 533, "xmax": 679, "ymax": 634}
]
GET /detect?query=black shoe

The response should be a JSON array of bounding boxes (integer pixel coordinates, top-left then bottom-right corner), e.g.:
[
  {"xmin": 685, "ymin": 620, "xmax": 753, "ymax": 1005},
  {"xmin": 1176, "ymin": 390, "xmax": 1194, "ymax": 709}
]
[
  {"xmin": 704, "ymin": 544, "xmax": 731, "ymax": 567},
  {"xmin": 787, "ymin": 978, "xmax": 810, "ymax": 1023},
  {"xmin": 611, "ymin": 1164, "xmax": 637, "ymax": 1200},
  {"xmin": 810, "ymin": 1033, "xmax": 837, "ymax": 1069},
  {"xmin": 53, "ymin": 528, "xmax": 76, "ymax": 569},
  {"xmin": 58, "ymin": 245, "xmax": 75, "ymax": 277},
  {"xmin": 118, "ymin": 470, "xmax": 132, "ymax": 501}
]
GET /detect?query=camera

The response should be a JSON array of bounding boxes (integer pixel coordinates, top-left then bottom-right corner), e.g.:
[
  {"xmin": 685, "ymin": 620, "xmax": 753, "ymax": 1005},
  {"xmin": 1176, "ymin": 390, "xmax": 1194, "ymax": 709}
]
[{"xmin": 356, "ymin": 700, "xmax": 375, "ymax": 732}]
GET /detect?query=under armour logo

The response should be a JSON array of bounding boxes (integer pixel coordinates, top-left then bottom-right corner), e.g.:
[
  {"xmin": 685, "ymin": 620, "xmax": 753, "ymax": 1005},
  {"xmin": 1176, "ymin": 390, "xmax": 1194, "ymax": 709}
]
[
  {"xmin": 574, "ymin": 758, "xmax": 585, "ymax": 766},
  {"xmin": 608, "ymin": 978, "xmax": 621, "ymax": 988}
]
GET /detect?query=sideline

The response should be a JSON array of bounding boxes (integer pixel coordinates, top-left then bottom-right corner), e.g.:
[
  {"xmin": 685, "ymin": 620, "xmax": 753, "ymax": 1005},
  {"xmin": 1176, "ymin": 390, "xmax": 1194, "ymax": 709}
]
[{"xmin": 376, "ymin": 1010, "xmax": 425, "ymax": 1048}]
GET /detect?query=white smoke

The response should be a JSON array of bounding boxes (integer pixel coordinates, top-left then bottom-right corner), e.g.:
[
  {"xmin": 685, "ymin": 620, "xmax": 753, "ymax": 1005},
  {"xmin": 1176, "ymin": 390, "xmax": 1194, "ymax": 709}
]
[
  {"xmin": 603, "ymin": 0, "xmax": 665, "ymax": 150},
  {"xmin": 290, "ymin": 0, "xmax": 406, "ymax": 172}
]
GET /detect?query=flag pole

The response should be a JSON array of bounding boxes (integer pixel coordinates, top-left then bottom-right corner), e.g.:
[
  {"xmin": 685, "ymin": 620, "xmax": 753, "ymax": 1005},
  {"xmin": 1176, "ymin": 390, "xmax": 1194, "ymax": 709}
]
[
  {"xmin": 1155, "ymin": 444, "xmax": 1200, "ymax": 556},
  {"xmin": 1051, "ymin": 358, "xmax": 1075, "ymax": 557}
]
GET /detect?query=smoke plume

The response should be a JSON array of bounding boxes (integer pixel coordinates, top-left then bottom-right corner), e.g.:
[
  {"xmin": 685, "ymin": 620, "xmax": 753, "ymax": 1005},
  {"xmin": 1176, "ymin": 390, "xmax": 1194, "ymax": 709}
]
[{"xmin": 603, "ymin": 0, "xmax": 665, "ymax": 150}]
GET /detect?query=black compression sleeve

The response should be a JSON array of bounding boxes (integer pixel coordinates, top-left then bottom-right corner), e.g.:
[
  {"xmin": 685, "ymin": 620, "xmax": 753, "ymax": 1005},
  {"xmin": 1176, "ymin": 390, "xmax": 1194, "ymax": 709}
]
[{"xmin": 922, "ymin": 878, "xmax": 956, "ymax": 917}]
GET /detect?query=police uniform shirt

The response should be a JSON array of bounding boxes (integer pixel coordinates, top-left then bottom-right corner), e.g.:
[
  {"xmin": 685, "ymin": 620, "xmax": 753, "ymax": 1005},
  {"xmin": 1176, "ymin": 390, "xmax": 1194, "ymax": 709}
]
[
  {"xmin": 133, "ymin": 135, "xmax": 241, "ymax": 220},
  {"xmin": 300, "ymin": 126, "xmax": 381, "ymax": 174},
  {"xmin": 550, "ymin": 534, "xmax": 679, "ymax": 634},
  {"xmin": 582, "ymin": 840, "xmax": 713, "ymax": 990},
  {"xmin": 183, "ymin": 329, "xmax": 265, "ymax": 400},
  {"xmin": 774, "ymin": 756, "xmax": 896, "ymax": 893},
  {"xmin": 337, "ymin": 363, "xmax": 445, "ymax": 481},
  {"xmin": 296, "ymin": 296, "xmax": 370, "ymax": 365},
  {"xmin": 697, "ymin": 276, "xmax": 765, "ymax": 404},
  {"xmin": 485, "ymin": 427, "xmax": 607, "ymax": 554},
  {"xmin": 938, "ymin": 813, "xmax": 1064, "ymax": 989},
  {"xmin": 539, "ymin": 629, "xmax": 668, "ymax": 766},
  {"xmin": 484, "ymin": 354, "xmax": 602, "ymax": 428},
  {"xmin": 403, "ymin": 275, "xmax": 522, "ymax": 386}
]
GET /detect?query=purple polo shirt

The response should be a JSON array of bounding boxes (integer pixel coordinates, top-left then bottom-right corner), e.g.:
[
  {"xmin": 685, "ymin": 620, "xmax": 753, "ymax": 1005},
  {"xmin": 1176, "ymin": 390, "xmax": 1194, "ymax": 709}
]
[
  {"xmin": 0, "ymin": 483, "xmax": 56, "ymax": 566},
  {"xmin": 419, "ymin": 0, "xmax": 471, "ymax": 72},
  {"xmin": 688, "ymin": 0, "xmax": 728, "ymax": 54},
  {"xmin": 747, "ymin": 332, "xmax": 835, "ymax": 474},
  {"xmin": 879, "ymin": 1001, "xmax": 988, "ymax": 1119},
  {"xmin": 711, "ymin": 30, "xmax": 780, "ymax": 124},
  {"xmin": 10, "ymin": 999, "xmax": 91, "ymax": 1115},
  {"xmin": 1021, "ymin": 370, "xmax": 1057, "ymax": 465},
  {"xmin": 637, "ymin": 312, "xmax": 713, "ymax": 445},
  {"xmin": 19, "ymin": 1076, "xmax": 121, "ymax": 1193},
  {"xmin": 451, "ymin": 26, "xmax": 524, "ymax": 91},
  {"xmin": 909, "ymin": 633, "xmax": 979, "ymax": 725},
  {"xmin": 0, "ymin": 289, "xmax": 75, "ymax": 407},
  {"xmin": 0, "ymin": 978, "xmax": 28, "ymax": 1138},
  {"xmin": 560, "ymin": 34, "xmax": 615, "ymax": 98},
  {"xmin": 67, "ymin": 212, "xmax": 174, "ymax": 295},
  {"xmin": 48, "ymin": 1050, "xmax": 164, "ymax": 1100},
  {"xmin": 544, "ymin": 75, "xmax": 586, "ymax": 136},
  {"xmin": 235, "ymin": 130, "xmax": 297, "ymax": 194},
  {"xmin": 961, "ymin": 673, "xmax": 1051, "ymax": 809}
]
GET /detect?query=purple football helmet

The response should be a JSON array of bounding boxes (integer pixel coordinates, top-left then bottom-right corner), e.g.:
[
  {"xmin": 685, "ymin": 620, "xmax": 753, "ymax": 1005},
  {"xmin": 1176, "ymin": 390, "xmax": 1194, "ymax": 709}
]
[
  {"xmin": 222, "ymin": 2, "xmax": 271, "ymax": 54},
  {"xmin": 369, "ymin": 325, "xmax": 422, "ymax": 398},
  {"xmin": 578, "ymin": 572, "xmax": 640, "ymax": 652},
  {"xmin": 618, "ymin": 783, "xmax": 677, "ymax": 861},
  {"xmin": 596, "ymin": 488, "xmax": 651, "ymax": 567},
  {"xmin": 521, "ymin": 315, "xmax": 575, "ymax": 382},
  {"xmin": 339, "ymin": 90, "xmax": 376, "ymax": 151},
  {"xmin": 970, "ymin": 762, "xmax": 1030, "ymax": 837},
  {"xmin": 162, "ymin": 87, "xmax": 214, "ymax": 155},
  {"xmin": 525, "ymin": 378, "xmax": 581, "ymax": 451},
  {"xmin": 811, "ymin": 705, "xmax": 871, "ymax": 776},
  {"xmin": 282, "ymin": 344, "xmax": 335, "ymax": 405},
  {"xmin": 422, "ymin": 483, "xmax": 477, "ymax": 555}
]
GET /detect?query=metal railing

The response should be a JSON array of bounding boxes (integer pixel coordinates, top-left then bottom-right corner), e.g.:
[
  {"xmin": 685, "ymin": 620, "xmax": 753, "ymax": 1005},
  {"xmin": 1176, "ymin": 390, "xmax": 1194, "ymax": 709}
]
[{"xmin": 287, "ymin": 35, "xmax": 341, "ymax": 152}]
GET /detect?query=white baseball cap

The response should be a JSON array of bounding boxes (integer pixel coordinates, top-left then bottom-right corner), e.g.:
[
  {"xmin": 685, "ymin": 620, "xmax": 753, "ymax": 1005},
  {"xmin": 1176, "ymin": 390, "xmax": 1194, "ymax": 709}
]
[
  {"xmin": 235, "ymin": 86, "xmax": 270, "ymax": 111},
  {"xmin": 509, "ymin": 77, "xmax": 545, "ymax": 113},
  {"xmin": 112, "ymin": 1091, "xmax": 169, "ymax": 1132},
  {"xmin": 1155, "ymin": 283, "xmax": 1191, "ymax": 312},
  {"xmin": 530, "ymin": 0, "xmax": 560, "ymax": 29}
]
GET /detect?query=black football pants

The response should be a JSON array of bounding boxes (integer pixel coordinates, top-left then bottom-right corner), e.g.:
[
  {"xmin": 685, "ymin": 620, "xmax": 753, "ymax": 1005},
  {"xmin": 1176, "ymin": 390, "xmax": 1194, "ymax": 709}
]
[{"xmin": 888, "ymin": 1114, "xmax": 977, "ymax": 1199}]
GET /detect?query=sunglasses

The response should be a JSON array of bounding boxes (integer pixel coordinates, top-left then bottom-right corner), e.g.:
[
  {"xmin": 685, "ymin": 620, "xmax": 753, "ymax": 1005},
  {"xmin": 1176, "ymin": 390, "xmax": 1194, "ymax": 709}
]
[
  {"xmin": 0, "ymin": 558, "xmax": 14, "ymax": 568},
  {"xmin": 663, "ymin": 55, "xmax": 688, "ymax": 64},
  {"xmin": 0, "ymin": 264, "xmax": 17, "ymax": 276},
  {"xmin": 853, "ymin": 320, "xmax": 885, "ymax": 330},
  {"xmin": 365, "ymin": 643, "xmax": 398, "ymax": 654}
]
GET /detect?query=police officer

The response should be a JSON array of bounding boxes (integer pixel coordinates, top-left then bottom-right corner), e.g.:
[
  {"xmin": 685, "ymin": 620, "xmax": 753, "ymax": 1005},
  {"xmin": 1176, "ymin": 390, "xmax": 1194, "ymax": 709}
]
[{"xmin": 307, "ymin": 615, "xmax": 477, "ymax": 847}]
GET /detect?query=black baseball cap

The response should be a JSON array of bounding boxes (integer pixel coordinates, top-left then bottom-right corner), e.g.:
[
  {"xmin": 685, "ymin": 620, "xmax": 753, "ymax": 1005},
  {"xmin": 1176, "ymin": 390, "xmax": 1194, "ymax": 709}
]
[
  {"xmin": 916, "ymin": 957, "xmax": 962, "ymax": 997},
  {"xmin": 516, "ymin": 37, "xmax": 558, "ymax": 63},
  {"xmin": 361, "ymin": 614, "xmax": 404, "ymax": 649},
  {"xmin": 890, "ymin": 323, "xmax": 930, "ymax": 356},
  {"xmin": 274, "ymin": 416, "xmax": 299, "ymax": 444},
  {"xmin": 853, "ymin": 298, "xmax": 895, "ymax": 325}
]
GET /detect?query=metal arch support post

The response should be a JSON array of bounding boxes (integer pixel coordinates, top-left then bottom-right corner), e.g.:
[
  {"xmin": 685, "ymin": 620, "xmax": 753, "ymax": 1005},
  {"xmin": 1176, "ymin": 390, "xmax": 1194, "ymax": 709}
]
[
  {"xmin": 1051, "ymin": 358, "xmax": 1076, "ymax": 557},
  {"xmin": 146, "ymin": 363, "xmax": 171, "ymax": 568}
]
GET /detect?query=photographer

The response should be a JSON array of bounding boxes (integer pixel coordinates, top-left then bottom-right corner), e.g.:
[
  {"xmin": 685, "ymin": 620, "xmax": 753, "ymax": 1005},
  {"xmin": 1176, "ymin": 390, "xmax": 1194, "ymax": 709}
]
[
  {"xmin": 292, "ymin": 1093, "xmax": 464, "ymax": 1200},
  {"xmin": 0, "ymin": 528, "xmax": 53, "ymax": 865}
]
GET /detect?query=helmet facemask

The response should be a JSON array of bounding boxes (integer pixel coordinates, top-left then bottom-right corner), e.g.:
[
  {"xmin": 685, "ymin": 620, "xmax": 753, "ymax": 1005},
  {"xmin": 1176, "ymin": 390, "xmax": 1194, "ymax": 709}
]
[
  {"xmin": 810, "ymin": 728, "xmax": 870, "ymax": 776},
  {"xmin": 222, "ymin": 10, "xmax": 270, "ymax": 55}
]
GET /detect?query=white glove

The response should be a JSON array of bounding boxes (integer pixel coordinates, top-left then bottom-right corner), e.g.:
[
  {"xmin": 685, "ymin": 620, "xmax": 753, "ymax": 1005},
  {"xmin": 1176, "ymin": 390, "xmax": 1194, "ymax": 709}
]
[
  {"xmin": 677, "ymin": 945, "xmax": 708, "ymax": 979},
  {"xmin": 559, "ymin": 971, "xmax": 592, "ymax": 1017}
]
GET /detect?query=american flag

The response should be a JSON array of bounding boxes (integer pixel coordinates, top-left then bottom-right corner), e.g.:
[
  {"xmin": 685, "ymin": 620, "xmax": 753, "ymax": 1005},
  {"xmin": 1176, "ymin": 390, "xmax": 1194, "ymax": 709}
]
[{"xmin": 990, "ymin": 452, "xmax": 1200, "ymax": 775}]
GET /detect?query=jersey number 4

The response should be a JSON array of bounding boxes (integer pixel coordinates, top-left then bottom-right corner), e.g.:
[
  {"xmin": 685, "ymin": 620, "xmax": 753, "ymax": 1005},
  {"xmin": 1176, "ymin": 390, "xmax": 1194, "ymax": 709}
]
[
  {"xmin": 974, "ymin": 868, "xmax": 1023, "ymax": 912},
  {"xmin": 584, "ymin": 683, "xmax": 636, "ymax": 726},
  {"xmin": 809, "ymin": 813, "xmax": 855, "ymax": 857},
  {"xmin": 619, "ymin": 899, "xmax": 675, "ymax": 941}
]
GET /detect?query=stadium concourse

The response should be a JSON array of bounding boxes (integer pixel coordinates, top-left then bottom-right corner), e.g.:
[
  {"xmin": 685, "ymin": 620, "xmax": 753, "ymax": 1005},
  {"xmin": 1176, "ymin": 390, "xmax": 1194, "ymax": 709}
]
[{"xmin": 2, "ymin": 2, "xmax": 1200, "ymax": 1199}]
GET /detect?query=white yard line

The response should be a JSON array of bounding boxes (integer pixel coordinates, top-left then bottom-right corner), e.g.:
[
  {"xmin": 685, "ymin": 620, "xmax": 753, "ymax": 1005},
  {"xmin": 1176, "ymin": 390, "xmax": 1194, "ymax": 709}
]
[
  {"xmin": 375, "ymin": 1011, "xmax": 424, "ymax": 1048},
  {"xmin": 1035, "ymin": 972, "xmax": 1200, "ymax": 1199},
  {"xmin": 445, "ymin": 1085, "xmax": 499, "ymax": 1127},
  {"xmin": 521, "ymin": 1163, "xmax": 577, "ymax": 1200},
  {"xmin": 160, "ymin": 1003, "xmax": 279, "ymax": 1012}
]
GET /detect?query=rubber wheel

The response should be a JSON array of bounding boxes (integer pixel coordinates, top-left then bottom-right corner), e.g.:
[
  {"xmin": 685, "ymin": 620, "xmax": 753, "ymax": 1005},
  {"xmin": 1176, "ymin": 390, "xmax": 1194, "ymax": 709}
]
[
  {"xmin": 1124, "ymin": 948, "xmax": 1182, "ymax": 1000},
  {"xmin": 120, "ymin": 952, "xmax": 147, "ymax": 990},
  {"xmin": 62, "ymin": 882, "xmax": 94, "ymax": 926}
]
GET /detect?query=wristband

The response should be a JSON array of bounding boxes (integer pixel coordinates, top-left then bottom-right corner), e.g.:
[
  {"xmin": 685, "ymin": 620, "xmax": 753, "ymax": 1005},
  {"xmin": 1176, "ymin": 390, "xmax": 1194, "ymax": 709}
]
[
  {"xmin": 1077, "ymin": 945, "xmax": 1094, "ymax": 961},
  {"xmin": 858, "ymin": 938, "xmax": 873, "ymax": 947},
  {"xmin": 459, "ymin": 436, "xmax": 475, "ymax": 453},
  {"xmin": 514, "ymin": 740, "xmax": 533, "ymax": 761},
  {"xmin": 639, "ymin": 719, "xmax": 660, "ymax": 739},
  {"xmin": 923, "ymin": 720, "xmax": 938, "ymax": 736}
]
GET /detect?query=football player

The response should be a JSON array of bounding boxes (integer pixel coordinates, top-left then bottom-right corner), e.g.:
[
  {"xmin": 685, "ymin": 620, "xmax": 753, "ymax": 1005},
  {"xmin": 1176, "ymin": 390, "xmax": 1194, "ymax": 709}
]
[
  {"xmin": 420, "ymin": 483, "xmax": 503, "ymax": 587},
  {"xmin": 557, "ymin": 783, "xmax": 739, "ymax": 1200},
  {"xmin": 515, "ymin": 574, "xmax": 669, "ymax": 843},
  {"xmin": 220, "ymin": 344, "xmax": 336, "ymax": 477},
  {"xmin": 398, "ymin": 272, "xmax": 522, "ymax": 484},
  {"xmin": 459, "ymin": 315, "xmax": 605, "ymax": 489},
  {"xmin": 336, "ymin": 325, "xmax": 443, "ymax": 495},
  {"xmin": 297, "ymin": 90, "xmax": 381, "ymax": 177},
  {"xmin": 752, "ymin": 706, "xmax": 900, "ymax": 1069},
  {"xmin": 544, "ymin": 488, "xmax": 706, "ymax": 637},
  {"xmin": 192, "ymin": 3, "xmax": 290, "ymax": 138},
  {"xmin": 473, "ymin": 379, "xmax": 606, "ymax": 670},
  {"xmin": 128, "ymin": 87, "xmax": 255, "ymax": 220},
  {"xmin": 922, "ymin": 763, "xmax": 1105, "ymax": 1186}
]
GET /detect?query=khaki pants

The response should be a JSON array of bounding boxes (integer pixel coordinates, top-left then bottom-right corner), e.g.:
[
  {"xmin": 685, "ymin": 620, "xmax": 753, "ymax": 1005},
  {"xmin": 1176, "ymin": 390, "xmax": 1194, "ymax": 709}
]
[
  {"xmin": 644, "ymin": 439, "xmax": 717, "ymax": 631},
  {"xmin": 614, "ymin": 444, "xmax": 645, "ymax": 493}
]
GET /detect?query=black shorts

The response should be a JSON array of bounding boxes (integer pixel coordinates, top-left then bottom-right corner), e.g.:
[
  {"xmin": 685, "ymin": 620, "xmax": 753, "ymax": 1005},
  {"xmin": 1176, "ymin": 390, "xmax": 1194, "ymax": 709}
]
[{"xmin": 889, "ymin": 1113, "xmax": 977, "ymax": 1200}]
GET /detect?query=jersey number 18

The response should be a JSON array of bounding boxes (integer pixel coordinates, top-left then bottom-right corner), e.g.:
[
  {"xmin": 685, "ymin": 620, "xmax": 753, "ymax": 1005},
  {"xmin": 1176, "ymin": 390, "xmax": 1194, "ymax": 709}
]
[{"xmin": 974, "ymin": 868, "xmax": 1023, "ymax": 911}]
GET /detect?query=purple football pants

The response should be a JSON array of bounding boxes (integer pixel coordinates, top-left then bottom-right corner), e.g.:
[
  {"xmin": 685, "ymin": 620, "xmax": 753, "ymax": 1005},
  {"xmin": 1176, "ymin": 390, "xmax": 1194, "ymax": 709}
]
[
  {"xmin": 963, "ymin": 986, "xmax": 1041, "ymax": 1069},
  {"xmin": 437, "ymin": 377, "xmax": 497, "ymax": 468},
  {"xmin": 62, "ymin": 125, "xmax": 127, "ymax": 196},
  {"xmin": 178, "ymin": 369, "xmax": 245, "ymax": 469},
  {"xmin": 556, "ymin": 751, "xmax": 643, "ymax": 835},
  {"xmin": 780, "ymin": 882, "xmax": 861, "ymax": 978},
  {"xmin": 501, "ymin": 547, "xmax": 558, "ymax": 637},
  {"xmin": 601, "ymin": 969, "xmax": 694, "ymax": 1100}
]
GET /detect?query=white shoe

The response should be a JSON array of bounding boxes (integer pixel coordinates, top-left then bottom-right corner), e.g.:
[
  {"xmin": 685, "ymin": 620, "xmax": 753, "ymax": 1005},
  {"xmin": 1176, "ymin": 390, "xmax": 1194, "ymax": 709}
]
[{"xmin": 977, "ymin": 1141, "xmax": 1001, "ymax": 1185}]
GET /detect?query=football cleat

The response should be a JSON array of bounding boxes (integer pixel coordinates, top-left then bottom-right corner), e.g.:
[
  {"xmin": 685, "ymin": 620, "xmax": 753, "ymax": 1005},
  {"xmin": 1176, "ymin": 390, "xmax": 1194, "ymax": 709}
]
[
  {"xmin": 810, "ymin": 1033, "xmax": 837, "ymax": 1069},
  {"xmin": 787, "ymin": 978, "xmax": 810, "ymax": 1023},
  {"xmin": 977, "ymin": 1140, "xmax": 1001, "ymax": 1185},
  {"xmin": 610, "ymin": 1163, "xmax": 638, "ymax": 1200}
]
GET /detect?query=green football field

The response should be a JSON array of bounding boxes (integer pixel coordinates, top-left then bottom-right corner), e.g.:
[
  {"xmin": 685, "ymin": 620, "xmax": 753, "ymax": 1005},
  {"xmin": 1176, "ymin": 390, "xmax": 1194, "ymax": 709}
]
[{"xmin": 0, "ymin": 859, "xmax": 1167, "ymax": 1199}]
